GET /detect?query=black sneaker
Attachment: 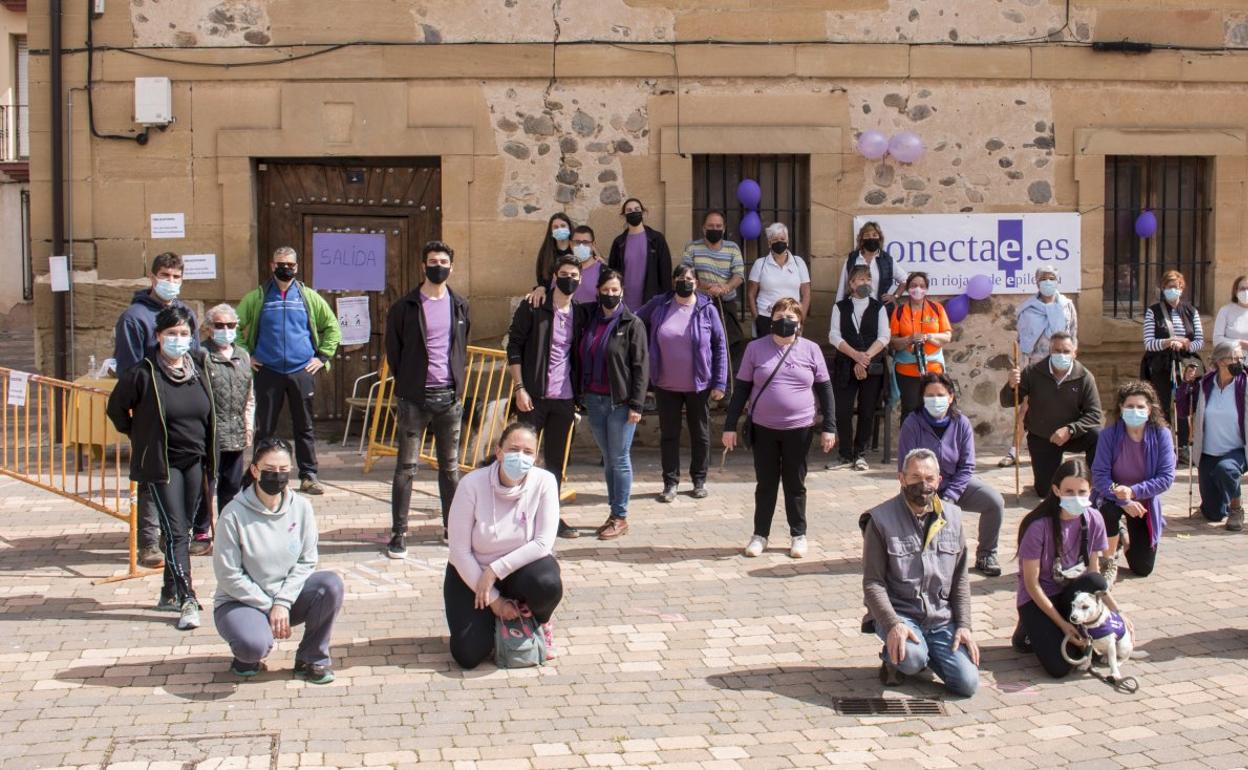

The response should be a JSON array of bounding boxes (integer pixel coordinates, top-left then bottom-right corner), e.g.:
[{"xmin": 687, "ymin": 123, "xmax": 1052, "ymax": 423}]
[
  {"xmin": 293, "ymin": 660, "xmax": 335, "ymax": 685},
  {"xmin": 386, "ymin": 533, "xmax": 407, "ymax": 559},
  {"xmin": 155, "ymin": 590, "xmax": 179, "ymax": 613},
  {"xmin": 657, "ymin": 484, "xmax": 677, "ymax": 503},
  {"xmin": 1011, "ymin": 623, "xmax": 1032, "ymax": 653},
  {"xmin": 557, "ymin": 519, "xmax": 580, "ymax": 539},
  {"xmin": 230, "ymin": 659, "xmax": 265, "ymax": 678},
  {"xmin": 690, "ymin": 484, "xmax": 709, "ymax": 499},
  {"xmin": 974, "ymin": 554, "xmax": 1002, "ymax": 577}
]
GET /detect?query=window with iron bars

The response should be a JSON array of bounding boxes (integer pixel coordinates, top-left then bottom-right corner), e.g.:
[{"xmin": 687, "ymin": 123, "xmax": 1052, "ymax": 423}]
[
  {"xmin": 692, "ymin": 155, "xmax": 811, "ymax": 317},
  {"xmin": 1103, "ymin": 156, "xmax": 1212, "ymax": 319}
]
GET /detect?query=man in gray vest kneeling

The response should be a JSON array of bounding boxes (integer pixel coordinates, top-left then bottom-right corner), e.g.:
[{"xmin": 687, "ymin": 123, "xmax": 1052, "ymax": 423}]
[{"xmin": 862, "ymin": 447, "xmax": 981, "ymax": 696}]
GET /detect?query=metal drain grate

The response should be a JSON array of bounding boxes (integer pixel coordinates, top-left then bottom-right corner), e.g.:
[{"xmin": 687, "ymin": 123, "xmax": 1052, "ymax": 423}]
[
  {"xmin": 101, "ymin": 731, "xmax": 280, "ymax": 769},
  {"xmin": 834, "ymin": 697, "xmax": 947, "ymax": 716}
]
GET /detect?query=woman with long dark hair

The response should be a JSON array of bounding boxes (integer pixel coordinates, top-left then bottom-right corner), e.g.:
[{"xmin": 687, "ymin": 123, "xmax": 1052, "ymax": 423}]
[
  {"xmin": 534, "ymin": 212, "xmax": 574, "ymax": 289},
  {"xmin": 608, "ymin": 197, "xmax": 672, "ymax": 311}
]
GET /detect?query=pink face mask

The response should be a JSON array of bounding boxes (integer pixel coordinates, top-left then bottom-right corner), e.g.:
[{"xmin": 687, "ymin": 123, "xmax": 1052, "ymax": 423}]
[{"xmin": 909, "ymin": 286, "xmax": 927, "ymax": 301}]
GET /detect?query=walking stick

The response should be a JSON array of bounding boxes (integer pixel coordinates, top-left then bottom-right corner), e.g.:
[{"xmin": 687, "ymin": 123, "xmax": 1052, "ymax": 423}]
[{"xmin": 1012, "ymin": 341, "xmax": 1022, "ymax": 503}]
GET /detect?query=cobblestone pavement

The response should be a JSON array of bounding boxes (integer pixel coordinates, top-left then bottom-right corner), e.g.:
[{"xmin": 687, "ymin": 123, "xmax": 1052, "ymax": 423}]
[{"xmin": 1, "ymin": 443, "xmax": 1247, "ymax": 770}]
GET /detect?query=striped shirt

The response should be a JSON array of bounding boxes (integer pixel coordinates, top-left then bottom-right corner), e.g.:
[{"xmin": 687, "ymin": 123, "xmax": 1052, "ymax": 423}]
[
  {"xmin": 1143, "ymin": 304, "xmax": 1204, "ymax": 353},
  {"xmin": 681, "ymin": 239, "xmax": 745, "ymax": 301}
]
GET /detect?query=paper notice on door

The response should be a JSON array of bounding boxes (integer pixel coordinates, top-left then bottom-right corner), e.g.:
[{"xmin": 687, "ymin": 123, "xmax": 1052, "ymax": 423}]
[
  {"xmin": 7, "ymin": 371, "xmax": 29, "ymax": 407},
  {"xmin": 336, "ymin": 295, "xmax": 371, "ymax": 346}
]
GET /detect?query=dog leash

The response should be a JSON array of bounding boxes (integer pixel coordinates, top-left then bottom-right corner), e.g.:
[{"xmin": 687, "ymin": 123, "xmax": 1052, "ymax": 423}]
[{"xmin": 1060, "ymin": 630, "xmax": 1140, "ymax": 694}]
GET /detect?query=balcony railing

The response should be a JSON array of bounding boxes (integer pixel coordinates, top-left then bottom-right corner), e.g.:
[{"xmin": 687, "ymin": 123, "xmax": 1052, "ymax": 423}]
[{"xmin": 0, "ymin": 104, "xmax": 29, "ymax": 163}]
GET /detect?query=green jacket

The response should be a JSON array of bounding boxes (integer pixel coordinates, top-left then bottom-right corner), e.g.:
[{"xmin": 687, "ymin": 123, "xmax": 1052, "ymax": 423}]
[{"xmin": 236, "ymin": 279, "xmax": 342, "ymax": 370}]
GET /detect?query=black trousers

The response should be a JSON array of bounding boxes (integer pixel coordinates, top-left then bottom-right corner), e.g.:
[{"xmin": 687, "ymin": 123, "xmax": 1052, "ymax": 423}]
[
  {"xmin": 655, "ymin": 387, "xmax": 712, "ymax": 487},
  {"xmin": 833, "ymin": 374, "xmax": 884, "ymax": 461},
  {"xmin": 751, "ymin": 425, "xmax": 813, "ymax": 538},
  {"xmin": 1018, "ymin": 572, "xmax": 1109, "ymax": 678},
  {"xmin": 254, "ymin": 367, "xmax": 318, "ymax": 479},
  {"xmin": 516, "ymin": 397, "xmax": 576, "ymax": 490},
  {"xmin": 896, "ymin": 373, "xmax": 923, "ymax": 423},
  {"xmin": 443, "ymin": 556, "xmax": 563, "ymax": 670},
  {"xmin": 1026, "ymin": 428, "xmax": 1100, "ymax": 497},
  {"xmin": 1099, "ymin": 500, "xmax": 1157, "ymax": 577},
  {"xmin": 193, "ymin": 449, "xmax": 246, "ymax": 536},
  {"xmin": 392, "ymin": 396, "xmax": 462, "ymax": 533},
  {"xmin": 150, "ymin": 457, "xmax": 204, "ymax": 604},
  {"xmin": 1149, "ymin": 366, "xmax": 1191, "ymax": 446}
]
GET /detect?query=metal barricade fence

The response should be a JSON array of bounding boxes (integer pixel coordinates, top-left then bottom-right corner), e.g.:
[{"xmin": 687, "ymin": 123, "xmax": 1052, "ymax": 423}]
[
  {"xmin": 363, "ymin": 348, "xmax": 576, "ymax": 498},
  {"xmin": 0, "ymin": 367, "xmax": 148, "ymax": 583}
]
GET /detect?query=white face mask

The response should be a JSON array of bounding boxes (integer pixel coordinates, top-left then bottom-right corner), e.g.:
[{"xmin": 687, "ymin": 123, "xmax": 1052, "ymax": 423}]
[{"xmin": 1238, "ymin": 289, "xmax": 1248, "ymax": 306}]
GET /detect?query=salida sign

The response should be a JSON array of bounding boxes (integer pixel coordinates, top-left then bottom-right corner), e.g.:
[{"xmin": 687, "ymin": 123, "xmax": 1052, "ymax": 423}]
[
  {"xmin": 853, "ymin": 213, "xmax": 1081, "ymax": 295},
  {"xmin": 311, "ymin": 232, "xmax": 386, "ymax": 292}
]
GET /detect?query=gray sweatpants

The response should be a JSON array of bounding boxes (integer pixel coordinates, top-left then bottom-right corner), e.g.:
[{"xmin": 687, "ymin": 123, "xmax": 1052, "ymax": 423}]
[
  {"xmin": 952, "ymin": 477, "xmax": 1004, "ymax": 559},
  {"xmin": 214, "ymin": 570, "xmax": 344, "ymax": 667}
]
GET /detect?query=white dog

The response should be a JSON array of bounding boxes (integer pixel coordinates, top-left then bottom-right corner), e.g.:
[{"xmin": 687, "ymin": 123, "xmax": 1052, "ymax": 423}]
[{"xmin": 1066, "ymin": 591, "xmax": 1133, "ymax": 682}]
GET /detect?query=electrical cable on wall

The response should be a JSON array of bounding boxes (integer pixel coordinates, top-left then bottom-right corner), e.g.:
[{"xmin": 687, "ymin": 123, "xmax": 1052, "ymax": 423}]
[{"xmin": 85, "ymin": 0, "xmax": 149, "ymax": 144}]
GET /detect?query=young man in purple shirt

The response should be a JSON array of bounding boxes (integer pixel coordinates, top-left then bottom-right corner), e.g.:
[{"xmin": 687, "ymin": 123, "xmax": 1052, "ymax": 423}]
[{"xmin": 384, "ymin": 241, "xmax": 471, "ymax": 558}]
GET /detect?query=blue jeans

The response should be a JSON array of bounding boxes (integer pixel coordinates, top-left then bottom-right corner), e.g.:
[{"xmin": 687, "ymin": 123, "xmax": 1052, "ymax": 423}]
[
  {"xmin": 1198, "ymin": 448, "xmax": 1246, "ymax": 521},
  {"xmin": 875, "ymin": 616, "xmax": 979, "ymax": 697},
  {"xmin": 585, "ymin": 393, "xmax": 637, "ymax": 518}
]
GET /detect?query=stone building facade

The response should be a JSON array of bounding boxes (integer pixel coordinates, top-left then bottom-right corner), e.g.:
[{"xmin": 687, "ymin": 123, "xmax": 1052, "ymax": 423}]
[{"xmin": 23, "ymin": 0, "xmax": 1248, "ymax": 440}]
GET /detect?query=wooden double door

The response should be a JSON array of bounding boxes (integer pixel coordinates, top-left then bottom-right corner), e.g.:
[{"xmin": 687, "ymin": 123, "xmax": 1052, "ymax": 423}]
[{"xmin": 257, "ymin": 159, "xmax": 441, "ymax": 420}]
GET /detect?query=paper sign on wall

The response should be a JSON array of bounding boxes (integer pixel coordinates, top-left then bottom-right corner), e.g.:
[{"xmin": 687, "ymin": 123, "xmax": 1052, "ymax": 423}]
[
  {"xmin": 7, "ymin": 371, "xmax": 29, "ymax": 407},
  {"xmin": 312, "ymin": 232, "xmax": 386, "ymax": 292},
  {"xmin": 336, "ymin": 295, "xmax": 371, "ymax": 346},
  {"xmin": 183, "ymin": 254, "xmax": 217, "ymax": 280},
  {"xmin": 48, "ymin": 256, "xmax": 69, "ymax": 292},
  {"xmin": 150, "ymin": 213, "xmax": 186, "ymax": 239}
]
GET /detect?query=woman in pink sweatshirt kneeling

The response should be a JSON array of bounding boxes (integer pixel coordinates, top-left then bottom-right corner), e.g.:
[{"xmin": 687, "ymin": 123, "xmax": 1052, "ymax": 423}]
[{"xmin": 444, "ymin": 422, "xmax": 563, "ymax": 668}]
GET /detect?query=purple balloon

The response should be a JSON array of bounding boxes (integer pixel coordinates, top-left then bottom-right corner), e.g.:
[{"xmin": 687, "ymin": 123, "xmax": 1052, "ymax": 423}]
[
  {"xmin": 739, "ymin": 210, "xmax": 763, "ymax": 241},
  {"xmin": 888, "ymin": 131, "xmax": 925, "ymax": 164},
  {"xmin": 944, "ymin": 293, "xmax": 970, "ymax": 324},
  {"xmin": 1135, "ymin": 209, "xmax": 1157, "ymax": 239},
  {"xmin": 856, "ymin": 129, "xmax": 890, "ymax": 161},
  {"xmin": 737, "ymin": 179, "xmax": 762, "ymax": 210},
  {"xmin": 966, "ymin": 274, "xmax": 994, "ymax": 301}
]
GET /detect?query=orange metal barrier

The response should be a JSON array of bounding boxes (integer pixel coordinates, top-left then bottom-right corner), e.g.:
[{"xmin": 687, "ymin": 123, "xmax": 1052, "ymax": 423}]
[
  {"xmin": 363, "ymin": 348, "xmax": 577, "ymax": 499},
  {"xmin": 0, "ymin": 366, "xmax": 151, "ymax": 583}
]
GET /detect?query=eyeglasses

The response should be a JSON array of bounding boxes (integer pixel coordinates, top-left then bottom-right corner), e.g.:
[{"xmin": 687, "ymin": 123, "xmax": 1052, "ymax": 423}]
[
  {"xmin": 274, "ymin": 262, "xmax": 297, "ymax": 269},
  {"xmin": 213, "ymin": 322, "xmax": 238, "ymax": 329}
]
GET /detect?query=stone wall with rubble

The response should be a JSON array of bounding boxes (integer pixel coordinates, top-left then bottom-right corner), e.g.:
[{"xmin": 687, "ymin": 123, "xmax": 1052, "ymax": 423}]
[{"xmin": 22, "ymin": 0, "xmax": 1248, "ymax": 444}]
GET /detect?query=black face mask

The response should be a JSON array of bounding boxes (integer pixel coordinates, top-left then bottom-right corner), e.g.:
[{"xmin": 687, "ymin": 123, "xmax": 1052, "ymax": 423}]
[
  {"xmin": 903, "ymin": 481, "xmax": 937, "ymax": 508},
  {"xmin": 704, "ymin": 229, "xmax": 724, "ymax": 244},
  {"xmin": 770, "ymin": 241, "xmax": 788, "ymax": 255},
  {"xmin": 598, "ymin": 293, "xmax": 622, "ymax": 310},
  {"xmin": 273, "ymin": 265, "xmax": 296, "ymax": 282},
  {"xmin": 674, "ymin": 280, "xmax": 696, "ymax": 298},
  {"xmin": 257, "ymin": 470, "xmax": 289, "ymax": 496},
  {"xmin": 862, "ymin": 238, "xmax": 881, "ymax": 253},
  {"xmin": 853, "ymin": 283, "xmax": 872, "ymax": 299},
  {"xmin": 1229, "ymin": 362, "xmax": 1245, "ymax": 377},
  {"xmin": 425, "ymin": 264, "xmax": 451, "ymax": 284},
  {"xmin": 770, "ymin": 318, "xmax": 799, "ymax": 338},
  {"xmin": 555, "ymin": 276, "xmax": 580, "ymax": 296},
  {"xmin": 625, "ymin": 211, "xmax": 644, "ymax": 227}
]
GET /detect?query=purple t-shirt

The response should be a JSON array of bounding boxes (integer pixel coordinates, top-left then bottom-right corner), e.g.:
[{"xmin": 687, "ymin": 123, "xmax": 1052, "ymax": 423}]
[
  {"xmin": 623, "ymin": 232, "xmax": 648, "ymax": 311},
  {"xmin": 1111, "ymin": 433, "xmax": 1151, "ymax": 501},
  {"xmin": 737, "ymin": 337, "xmax": 830, "ymax": 430},
  {"xmin": 656, "ymin": 303, "xmax": 696, "ymax": 393},
  {"xmin": 545, "ymin": 305, "xmax": 574, "ymax": 400},
  {"xmin": 1016, "ymin": 510, "xmax": 1109, "ymax": 607},
  {"xmin": 573, "ymin": 261, "xmax": 602, "ymax": 304},
  {"xmin": 422, "ymin": 292, "xmax": 453, "ymax": 388}
]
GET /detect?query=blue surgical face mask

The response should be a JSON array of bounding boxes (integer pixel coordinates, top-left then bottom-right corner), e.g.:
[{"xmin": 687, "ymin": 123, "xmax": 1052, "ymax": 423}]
[
  {"xmin": 1050, "ymin": 352, "xmax": 1073, "ymax": 370},
  {"xmin": 552, "ymin": 227, "xmax": 571, "ymax": 242},
  {"xmin": 501, "ymin": 451, "xmax": 535, "ymax": 480},
  {"xmin": 572, "ymin": 243, "xmax": 593, "ymax": 263},
  {"xmin": 1163, "ymin": 287, "xmax": 1182, "ymax": 302},
  {"xmin": 213, "ymin": 328, "xmax": 237, "ymax": 346},
  {"xmin": 1037, "ymin": 279, "xmax": 1058, "ymax": 297},
  {"xmin": 154, "ymin": 279, "xmax": 181, "ymax": 302},
  {"xmin": 161, "ymin": 335, "xmax": 191, "ymax": 358},
  {"xmin": 1121, "ymin": 406, "xmax": 1149, "ymax": 427},
  {"xmin": 923, "ymin": 395, "xmax": 950, "ymax": 418},
  {"xmin": 1059, "ymin": 495, "xmax": 1092, "ymax": 515}
]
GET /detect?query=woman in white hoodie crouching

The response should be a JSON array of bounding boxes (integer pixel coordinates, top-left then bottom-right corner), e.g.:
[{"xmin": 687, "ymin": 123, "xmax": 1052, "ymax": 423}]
[
  {"xmin": 445, "ymin": 422, "xmax": 563, "ymax": 669},
  {"xmin": 213, "ymin": 438, "xmax": 344, "ymax": 684}
]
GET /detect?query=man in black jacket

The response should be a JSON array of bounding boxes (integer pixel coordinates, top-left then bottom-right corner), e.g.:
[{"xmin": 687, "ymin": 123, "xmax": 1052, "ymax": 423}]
[
  {"xmin": 384, "ymin": 240, "xmax": 470, "ymax": 557},
  {"xmin": 507, "ymin": 256, "xmax": 583, "ymax": 538}
]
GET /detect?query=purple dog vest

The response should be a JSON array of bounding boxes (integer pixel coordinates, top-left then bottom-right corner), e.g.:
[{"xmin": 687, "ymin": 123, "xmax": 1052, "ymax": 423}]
[{"xmin": 1086, "ymin": 612, "xmax": 1127, "ymax": 641}]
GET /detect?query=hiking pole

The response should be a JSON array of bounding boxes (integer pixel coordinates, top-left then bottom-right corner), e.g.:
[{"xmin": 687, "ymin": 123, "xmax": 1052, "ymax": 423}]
[{"xmin": 1013, "ymin": 341, "xmax": 1022, "ymax": 503}]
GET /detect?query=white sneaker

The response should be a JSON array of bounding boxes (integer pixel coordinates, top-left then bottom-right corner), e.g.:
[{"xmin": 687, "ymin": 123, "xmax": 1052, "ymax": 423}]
[
  {"xmin": 176, "ymin": 600, "xmax": 200, "ymax": 631},
  {"xmin": 743, "ymin": 535, "xmax": 767, "ymax": 557},
  {"xmin": 790, "ymin": 535, "xmax": 808, "ymax": 559}
]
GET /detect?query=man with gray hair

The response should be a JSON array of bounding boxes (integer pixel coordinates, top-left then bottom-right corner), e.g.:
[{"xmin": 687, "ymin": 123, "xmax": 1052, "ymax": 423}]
[
  {"xmin": 236, "ymin": 247, "xmax": 341, "ymax": 494},
  {"xmin": 861, "ymin": 447, "xmax": 980, "ymax": 696}
]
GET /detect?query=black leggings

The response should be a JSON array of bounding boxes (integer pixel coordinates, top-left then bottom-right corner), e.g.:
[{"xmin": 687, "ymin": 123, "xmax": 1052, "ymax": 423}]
[
  {"xmin": 750, "ymin": 424, "xmax": 813, "ymax": 538},
  {"xmin": 1099, "ymin": 500, "xmax": 1157, "ymax": 577},
  {"xmin": 150, "ymin": 457, "xmax": 204, "ymax": 605},
  {"xmin": 443, "ymin": 556, "xmax": 563, "ymax": 670},
  {"xmin": 1017, "ymin": 571, "xmax": 1108, "ymax": 678}
]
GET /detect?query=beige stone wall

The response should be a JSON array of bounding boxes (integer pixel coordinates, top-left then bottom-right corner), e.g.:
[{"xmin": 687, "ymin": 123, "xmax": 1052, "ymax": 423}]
[{"xmin": 20, "ymin": 0, "xmax": 1248, "ymax": 441}]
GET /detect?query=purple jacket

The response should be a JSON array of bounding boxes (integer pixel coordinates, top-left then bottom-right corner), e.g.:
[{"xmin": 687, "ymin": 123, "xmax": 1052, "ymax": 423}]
[
  {"xmin": 896, "ymin": 411, "xmax": 975, "ymax": 502},
  {"xmin": 635, "ymin": 292, "xmax": 729, "ymax": 393},
  {"xmin": 1091, "ymin": 421, "xmax": 1175, "ymax": 549}
]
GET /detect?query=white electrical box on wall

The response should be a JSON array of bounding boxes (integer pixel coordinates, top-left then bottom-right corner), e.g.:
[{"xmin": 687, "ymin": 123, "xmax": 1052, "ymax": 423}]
[
  {"xmin": 92, "ymin": 0, "xmax": 105, "ymax": 17},
  {"xmin": 134, "ymin": 77, "xmax": 172, "ymax": 126}
]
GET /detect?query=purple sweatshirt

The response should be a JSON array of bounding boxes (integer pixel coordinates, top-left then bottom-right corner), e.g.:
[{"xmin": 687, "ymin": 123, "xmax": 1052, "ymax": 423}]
[
  {"xmin": 1091, "ymin": 421, "xmax": 1175, "ymax": 549},
  {"xmin": 635, "ymin": 292, "xmax": 729, "ymax": 394},
  {"xmin": 896, "ymin": 410, "xmax": 976, "ymax": 502}
]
